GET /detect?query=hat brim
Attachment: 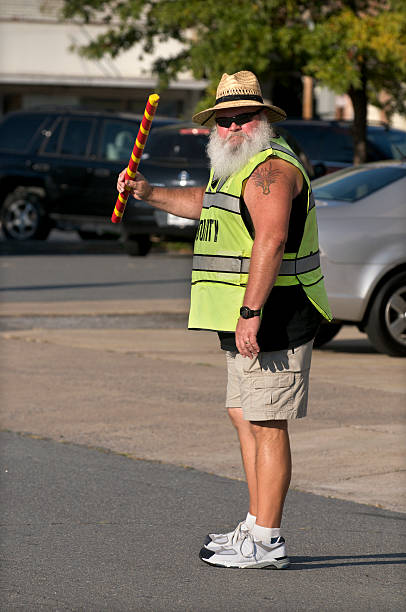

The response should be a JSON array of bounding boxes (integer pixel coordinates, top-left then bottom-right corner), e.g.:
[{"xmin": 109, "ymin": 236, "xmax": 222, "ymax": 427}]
[{"xmin": 192, "ymin": 100, "xmax": 287, "ymax": 127}]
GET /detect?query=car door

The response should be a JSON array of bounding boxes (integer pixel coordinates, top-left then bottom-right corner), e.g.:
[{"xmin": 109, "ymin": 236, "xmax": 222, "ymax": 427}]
[
  {"xmin": 38, "ymin": 115, "xmax": 96, "ymax": 216},
  {"xmin": 83, "ymin": 118, "xmax": 142, "ymax": 219},
  {"xmin": 83, "ymin": 116, "xmax": 180, "ymax": 219}
]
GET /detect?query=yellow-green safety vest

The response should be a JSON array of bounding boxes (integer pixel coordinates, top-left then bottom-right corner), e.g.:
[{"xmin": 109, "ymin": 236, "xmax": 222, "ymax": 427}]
[{"xmin": 188, "ymin": 136, "xmax": 332, "ymax": 332}]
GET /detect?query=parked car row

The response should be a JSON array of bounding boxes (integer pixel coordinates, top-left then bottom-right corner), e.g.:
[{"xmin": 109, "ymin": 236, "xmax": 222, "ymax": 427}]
[
  {"xmin": 0, "ymin": 108, "xmax": 405, "ymax": 356},
  {"xmin": 1, "ymin": 109, "xmax": 405, "ymax": 248}
]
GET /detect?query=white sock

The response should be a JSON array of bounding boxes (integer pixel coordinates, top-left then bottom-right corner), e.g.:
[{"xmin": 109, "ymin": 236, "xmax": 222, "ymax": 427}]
[
  {"xmin": 245, "ymin": 512, "xmax": 256, "ymax": 530},
  {"xmin": 251, "ymin": 524, "xmax": 281, "ymax": 542}
]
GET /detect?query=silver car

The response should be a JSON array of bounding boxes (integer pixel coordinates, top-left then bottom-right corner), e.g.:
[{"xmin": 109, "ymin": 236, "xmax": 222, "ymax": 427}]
[{"xmin": 313, "ymin": 161, "xmax": 406, "ymax": 357}]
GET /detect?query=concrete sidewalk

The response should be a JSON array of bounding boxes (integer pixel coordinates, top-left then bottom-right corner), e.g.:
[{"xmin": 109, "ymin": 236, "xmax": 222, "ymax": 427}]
[{"xmin": 1, "ymin": 298, "xmax": 405, "ymax": 513}]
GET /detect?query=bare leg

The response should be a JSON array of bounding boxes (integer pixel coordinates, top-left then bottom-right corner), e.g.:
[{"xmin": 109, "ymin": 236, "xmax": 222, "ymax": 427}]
[
  {"xmin": 227, "ymin": 408, "xmax": 257, "ymax": 516},
  {"xmin": 250, "ymin": 420, "xmax": 291, "ymax": 528}
]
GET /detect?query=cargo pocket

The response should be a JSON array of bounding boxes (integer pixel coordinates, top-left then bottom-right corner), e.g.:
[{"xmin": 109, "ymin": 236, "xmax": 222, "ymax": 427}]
[{"xmin": 252, "ymin": 372, "xmax": 295, "ymax": 410}]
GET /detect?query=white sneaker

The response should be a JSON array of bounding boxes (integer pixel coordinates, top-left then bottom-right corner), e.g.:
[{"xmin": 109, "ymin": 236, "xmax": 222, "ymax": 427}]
[
  {"xmin": 204, "ymin": 521, "xmax": 251, "ymax": 551},
  {"xmin": 199, "ymin": 532, "xmax": 290, "ymax": 569}
]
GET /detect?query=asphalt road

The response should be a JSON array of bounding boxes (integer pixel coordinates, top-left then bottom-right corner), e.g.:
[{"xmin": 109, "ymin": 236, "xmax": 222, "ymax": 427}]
[
  {"xmin": 1, "ymin": 431, "xmax": 405, "ymax": 612},
  {"xmin": 0, "ymin": 248, "xmax": 192, "ymax": 303}
]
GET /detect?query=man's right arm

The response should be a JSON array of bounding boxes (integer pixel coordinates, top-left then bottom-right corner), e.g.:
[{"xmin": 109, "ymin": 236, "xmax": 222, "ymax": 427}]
[{"xmin": 117, "ymin": 169, "xmax": 204, "ymax": 220}]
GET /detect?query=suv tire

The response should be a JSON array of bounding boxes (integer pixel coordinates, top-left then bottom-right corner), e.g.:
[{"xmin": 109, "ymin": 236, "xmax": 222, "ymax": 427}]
[
  {"xmin": 365, "ymin": 271, "xmax": 406, "ymax": 357},
  {"xmin": 1, "ymin": 188, "xmax": 51, "ymax": 241},
  {"xmin": 123, "ymin": 234, "xmax": 152, "ymax": 256}
]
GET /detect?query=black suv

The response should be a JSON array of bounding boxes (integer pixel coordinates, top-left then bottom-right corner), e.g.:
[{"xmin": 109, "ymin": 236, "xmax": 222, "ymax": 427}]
[{"xmin": 0, "ymin": 108, "xmax": 177, "ymax": 241}]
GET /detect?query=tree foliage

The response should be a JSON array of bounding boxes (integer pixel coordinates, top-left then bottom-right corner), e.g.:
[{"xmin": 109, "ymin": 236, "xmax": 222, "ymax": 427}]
[
  {"xmin": 61, "ymin": 1, "xmax": 314, "ymax": 95},
  {"xmin": 303, "ymin": 4, "xmax": 406, "ymax": 161},
  {"xmin": 61, "ymin": 0, "xmax": 406, "ymax": 163}
]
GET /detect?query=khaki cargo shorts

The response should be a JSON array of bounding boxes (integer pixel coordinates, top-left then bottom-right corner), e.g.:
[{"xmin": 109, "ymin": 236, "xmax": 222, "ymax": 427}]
[{"xmin": 225, "ymin": 340, "xmax": 314, "ymax": 421}]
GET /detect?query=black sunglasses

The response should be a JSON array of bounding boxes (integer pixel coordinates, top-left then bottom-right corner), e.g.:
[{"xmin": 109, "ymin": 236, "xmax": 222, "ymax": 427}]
[{"xmin": 215, "ymin": 109, "xmax": 262, "ymax": 128}]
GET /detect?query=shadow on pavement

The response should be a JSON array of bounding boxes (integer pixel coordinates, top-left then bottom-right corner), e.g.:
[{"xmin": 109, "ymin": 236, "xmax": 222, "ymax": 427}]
[
  {"xmin": 0, "ymin": 239, "xmax": 125, "ymax": 256},
  {"xmin": 289, "ymin": 552, "xmax": 406, "ymax": 570},
  {"xmin": 317, "ymin": 338, "xmax": 378, "ymax": 354},
  {"xmin": 353, "ymin": 510, "xmax": 406, "ymax": 522}
]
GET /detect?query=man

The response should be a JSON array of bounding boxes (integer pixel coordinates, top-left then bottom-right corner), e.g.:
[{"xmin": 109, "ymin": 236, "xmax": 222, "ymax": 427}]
[{"xmin": 117, "ymin": 71, "xmax": 332, "ymax": 570}]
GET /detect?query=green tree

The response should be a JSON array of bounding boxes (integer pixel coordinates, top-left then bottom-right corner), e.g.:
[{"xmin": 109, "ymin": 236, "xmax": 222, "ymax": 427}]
[
  {"xmin": 60, "ymin": 0, "xmax": 314, "ymax": 99},
  {"xmin": 61, "ymin": 0, "xmax": 406, "ymax": 163},
  {"xmin": 303, "ymin": 3, "xmax": 406, "ymax": 162}
]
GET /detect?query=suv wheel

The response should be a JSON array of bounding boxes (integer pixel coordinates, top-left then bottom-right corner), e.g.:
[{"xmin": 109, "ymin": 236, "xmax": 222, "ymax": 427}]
[
  {"xmin": 123, "ymin": 235, "xmax": 152, "ymax": 256},
  {"xmin": 1, "ymin": 188, "xmax": 51, "ymax": 241},
  {"xmin": 365, "ymin": 272, "xmax": 406, "ymax": 357}
]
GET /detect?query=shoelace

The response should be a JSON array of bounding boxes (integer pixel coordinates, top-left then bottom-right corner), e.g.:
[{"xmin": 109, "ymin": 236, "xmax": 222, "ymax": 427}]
[
  {"xmin": 229, "ymin": 521, "xmax": 250, "ymax": 546},
  {"xmin": 238, "ymin": 531, "xmax": 256, "ymax": 558},
  {"xmin": 239, "ymin": 534, "xmax": 283, "ymax": 559}
]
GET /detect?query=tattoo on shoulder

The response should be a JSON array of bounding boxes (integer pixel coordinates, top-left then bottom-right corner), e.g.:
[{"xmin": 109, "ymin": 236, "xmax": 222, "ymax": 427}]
[{"xmin": 252, "ymin": 164, "xmax": 282, "ymax": 195}]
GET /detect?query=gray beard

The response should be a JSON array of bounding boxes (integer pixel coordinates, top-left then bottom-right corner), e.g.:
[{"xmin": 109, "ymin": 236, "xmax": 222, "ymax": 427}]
[{"xmin": 206, "ymin": 116, "xmax": 275, "ymax": 179}]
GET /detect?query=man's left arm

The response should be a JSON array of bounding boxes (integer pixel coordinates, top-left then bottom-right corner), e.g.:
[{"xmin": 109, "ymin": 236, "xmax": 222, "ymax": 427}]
[{"xmin": 236, "ymin": 157, "xmax": 303, "ymax": 357}]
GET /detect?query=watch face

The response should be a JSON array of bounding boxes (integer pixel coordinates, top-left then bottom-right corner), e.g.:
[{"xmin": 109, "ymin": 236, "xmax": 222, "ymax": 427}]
[
  {"xmin": 240, "ymin": 306, "xmax": 261, "ymax": 319},
  {"xmin": 240, "ymin": 306, "xmax": 251, "ymax": 319}
]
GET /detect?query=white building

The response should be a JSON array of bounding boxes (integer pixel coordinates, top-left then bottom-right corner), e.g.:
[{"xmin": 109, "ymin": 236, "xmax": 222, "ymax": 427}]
[{"xmin": 0, "ymin": 0, "xmax": 206, "ymax": 117}]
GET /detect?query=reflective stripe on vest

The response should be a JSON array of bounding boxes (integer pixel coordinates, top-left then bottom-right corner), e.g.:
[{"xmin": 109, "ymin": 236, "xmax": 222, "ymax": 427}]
[
  {"xmin": 192, "ymin": 251, "xmax": 320, "ymax": 276},
  {"xmin": 193, "ymin": 254, "xmax": 251, "ymax": 274},
  {"xmin": 202, "ymin": 187, "xmax": 314, "ymax": 216},
  {"xmin": 202, "ymin": 192, "xmax": 241, "ymax": 214}
]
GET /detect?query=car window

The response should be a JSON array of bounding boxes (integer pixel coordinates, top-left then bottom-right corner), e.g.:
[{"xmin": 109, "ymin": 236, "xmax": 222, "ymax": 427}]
[
  {"xmin": 367, "ymin": 129, "xmax": 406, "ymax": 160},
  {"xmin": 143, "ymin": 130, "xmax": 209, "ymax": 161},
  {"xmin": 59, "ymin": 118, "xmax": 93, "ymax": 157},
  {"xmin": 283, "ymin": 124, "xmax": 354, "ymax": 162},
  {"xmin": 100, "ymin": 120, "xmax": 141, "ymax": 161},
  {"xmin": 42, "ymin": 118, "xmax": 63, "ymax": 154},
  {"xmin": 0, "ymin": 114, "xmax": 46, "ymax": 152},
  {"xmin": 99, "ymin": 118, "xmax": 183, "ymax": 161},
  {"xmin": 313, "ymin": 166, "xmax": 406, "ymax": 202}
]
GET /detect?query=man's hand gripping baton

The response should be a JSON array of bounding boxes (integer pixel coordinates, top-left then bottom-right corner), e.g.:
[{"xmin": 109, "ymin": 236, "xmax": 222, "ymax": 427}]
[{"xmin": 111, "ymin": 94, "xmax": 160, "ymax": 223}]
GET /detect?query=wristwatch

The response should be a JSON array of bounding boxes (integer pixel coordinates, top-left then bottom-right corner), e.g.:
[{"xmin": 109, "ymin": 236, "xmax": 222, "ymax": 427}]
[{"xmin": 240, "ymin": 306, "xmax": 261, "ymax": 319}]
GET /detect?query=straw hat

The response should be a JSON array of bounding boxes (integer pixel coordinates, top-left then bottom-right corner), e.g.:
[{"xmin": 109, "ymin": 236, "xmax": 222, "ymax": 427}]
[{"xmin": 192, "ymin": 71, "xmax": 287, "ymax": 127}]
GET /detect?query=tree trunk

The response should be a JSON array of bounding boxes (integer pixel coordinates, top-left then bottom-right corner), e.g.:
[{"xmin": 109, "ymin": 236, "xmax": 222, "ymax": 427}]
[{"xmin": 348, "ymin": 63, "xmax": 368, "ymax": 165}]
